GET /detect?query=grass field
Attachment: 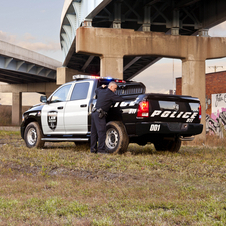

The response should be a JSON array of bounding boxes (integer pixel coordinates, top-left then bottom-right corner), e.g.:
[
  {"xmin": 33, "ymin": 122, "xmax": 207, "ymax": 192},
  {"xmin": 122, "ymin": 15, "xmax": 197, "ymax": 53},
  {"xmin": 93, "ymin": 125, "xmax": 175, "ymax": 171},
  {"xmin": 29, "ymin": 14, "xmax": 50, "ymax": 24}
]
[{"xmin": 0, "ymin": 130, "xmax": 226, "ymax": 225}]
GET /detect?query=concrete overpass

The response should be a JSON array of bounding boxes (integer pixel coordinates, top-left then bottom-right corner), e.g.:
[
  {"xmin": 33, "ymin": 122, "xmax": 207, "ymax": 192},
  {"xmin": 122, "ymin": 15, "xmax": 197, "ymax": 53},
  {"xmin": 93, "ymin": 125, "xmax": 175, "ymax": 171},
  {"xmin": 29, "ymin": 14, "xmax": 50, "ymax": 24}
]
[
  {"xmin": 58, "ymin": 0, "xmax": 226, "ymax": 141},
  {"xmin": 60, "ymin": 0, "xmax": 226, "ymax": 81},
  {"xmin": 0, "ymin": 40, "xmax": 61, "ymax": 125}
]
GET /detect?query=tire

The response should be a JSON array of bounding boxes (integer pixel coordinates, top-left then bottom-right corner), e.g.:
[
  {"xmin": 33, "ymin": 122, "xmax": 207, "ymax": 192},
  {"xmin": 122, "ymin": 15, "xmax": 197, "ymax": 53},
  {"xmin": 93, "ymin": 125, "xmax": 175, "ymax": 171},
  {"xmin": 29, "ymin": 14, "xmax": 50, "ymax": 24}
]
[
  {"xmin": 154, "ymin": 138, "xmax": 181, "ymax": 153},
  {"xmin": 105, "ymin": 121, "xmax": 129, "ymax": 154},
  {"xmin": 168, "ymin": 138, "xmax": 181, "ymax": 152},
  {"xmin": 24, "ymin": 122, "xmax": 45, "ymax": 148}
]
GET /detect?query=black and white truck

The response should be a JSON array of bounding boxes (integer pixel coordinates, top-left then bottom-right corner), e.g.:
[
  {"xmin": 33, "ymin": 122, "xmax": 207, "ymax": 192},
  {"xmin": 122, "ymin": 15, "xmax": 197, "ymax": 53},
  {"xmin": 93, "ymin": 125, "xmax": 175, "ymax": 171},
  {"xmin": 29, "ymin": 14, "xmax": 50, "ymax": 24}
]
[{"xmin": 21, "ymin": 75, "xmax": 203, "ymax": 153}]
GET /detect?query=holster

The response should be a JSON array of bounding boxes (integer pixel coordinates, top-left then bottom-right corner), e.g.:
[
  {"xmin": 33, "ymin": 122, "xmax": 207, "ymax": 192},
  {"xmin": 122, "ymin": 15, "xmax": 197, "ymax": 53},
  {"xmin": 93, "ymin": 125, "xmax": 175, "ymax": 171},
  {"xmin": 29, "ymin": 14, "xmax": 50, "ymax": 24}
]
[{"xmin": 97, "ymin": 108, "xmax": 107, "ymax": 119}]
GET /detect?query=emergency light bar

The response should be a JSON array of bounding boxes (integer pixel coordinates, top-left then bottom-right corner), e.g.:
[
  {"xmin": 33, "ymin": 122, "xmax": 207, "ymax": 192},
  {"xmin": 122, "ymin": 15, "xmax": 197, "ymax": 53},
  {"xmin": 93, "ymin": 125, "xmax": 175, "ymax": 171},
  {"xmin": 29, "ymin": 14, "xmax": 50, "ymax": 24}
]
[
  {"xmin": 72, "ymin": 75, "xmax": 126, "ymax": 83},
  {"xmin": 73, "ymin": 75, "xmax": 100, "ymax": 80}
]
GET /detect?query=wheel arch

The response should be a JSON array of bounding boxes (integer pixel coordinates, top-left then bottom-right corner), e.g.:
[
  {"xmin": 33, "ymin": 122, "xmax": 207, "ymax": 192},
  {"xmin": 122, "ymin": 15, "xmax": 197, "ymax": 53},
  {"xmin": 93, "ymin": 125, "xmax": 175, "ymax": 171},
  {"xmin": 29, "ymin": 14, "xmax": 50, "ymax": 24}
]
[{"xmin": 21, "ymin": 117, "xmax": 43, "ymax": 139}]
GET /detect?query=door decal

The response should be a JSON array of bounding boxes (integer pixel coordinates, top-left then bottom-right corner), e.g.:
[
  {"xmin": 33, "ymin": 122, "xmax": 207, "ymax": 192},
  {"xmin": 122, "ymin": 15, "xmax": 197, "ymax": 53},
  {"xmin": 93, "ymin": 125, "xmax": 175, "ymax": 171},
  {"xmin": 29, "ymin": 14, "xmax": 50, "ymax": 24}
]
[{"xmin": 47, "ymin": 111, "xmax": 58, "ymax": 130}]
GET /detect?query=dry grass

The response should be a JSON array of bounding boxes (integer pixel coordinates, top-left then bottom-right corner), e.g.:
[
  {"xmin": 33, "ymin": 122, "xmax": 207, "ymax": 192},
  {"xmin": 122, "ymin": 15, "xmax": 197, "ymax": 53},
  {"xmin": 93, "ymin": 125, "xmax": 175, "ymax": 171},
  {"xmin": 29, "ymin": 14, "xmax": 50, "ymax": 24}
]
[{"xmin": 0, "ymin": 130, "xmax": 226, "ymax": 225}]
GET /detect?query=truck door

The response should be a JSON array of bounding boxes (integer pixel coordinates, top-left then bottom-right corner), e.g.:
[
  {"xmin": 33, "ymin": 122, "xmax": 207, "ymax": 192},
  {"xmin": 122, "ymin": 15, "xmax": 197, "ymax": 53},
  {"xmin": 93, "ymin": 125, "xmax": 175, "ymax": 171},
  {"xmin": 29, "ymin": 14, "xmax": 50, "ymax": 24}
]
[
  {"xmin": 64, "ymin": 81, "xmax": 92, "ymax": 134},
  {"xmin": 41, "ymin": 84, "xmax": 72, "ymax": 134}
]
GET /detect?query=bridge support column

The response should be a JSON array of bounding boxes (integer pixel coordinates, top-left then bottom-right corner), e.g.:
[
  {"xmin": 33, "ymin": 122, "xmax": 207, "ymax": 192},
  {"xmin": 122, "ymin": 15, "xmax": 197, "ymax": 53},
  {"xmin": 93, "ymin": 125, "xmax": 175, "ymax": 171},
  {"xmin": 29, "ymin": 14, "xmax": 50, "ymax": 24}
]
[
  {"xmin": 182, "ymin": 59, "xmax": 206, "ymax": 142},
  {"xmin": 100, "ymin": 55, "xmax": 123, "ymax": 79},
  {"xmin": 12, "ymin": 92, "xmax": 22, "ymax": 125},
  {"xmin": 57, "ymin": 67, "xmax": 80, "ymax": 85}
]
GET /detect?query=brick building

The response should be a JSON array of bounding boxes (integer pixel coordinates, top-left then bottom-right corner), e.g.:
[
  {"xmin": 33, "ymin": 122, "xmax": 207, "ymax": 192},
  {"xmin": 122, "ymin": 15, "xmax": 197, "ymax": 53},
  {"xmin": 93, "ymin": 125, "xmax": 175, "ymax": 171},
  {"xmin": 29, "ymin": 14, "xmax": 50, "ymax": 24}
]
[{"xmin": 176, "ymin": 71, "xmax": 226, "ymax": 136}]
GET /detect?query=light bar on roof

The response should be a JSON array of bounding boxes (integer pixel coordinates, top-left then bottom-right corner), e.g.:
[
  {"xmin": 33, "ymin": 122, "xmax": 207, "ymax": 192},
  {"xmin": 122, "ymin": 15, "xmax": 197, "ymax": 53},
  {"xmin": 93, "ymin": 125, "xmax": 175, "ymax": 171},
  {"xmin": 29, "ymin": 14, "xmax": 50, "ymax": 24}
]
[
  {"xmin": 72, "ymin": 75, "xmax": 100, "ymax": 80},
  {"xmin": 72, "ymin": 74, "xmax": 126, "ymax": 83}
]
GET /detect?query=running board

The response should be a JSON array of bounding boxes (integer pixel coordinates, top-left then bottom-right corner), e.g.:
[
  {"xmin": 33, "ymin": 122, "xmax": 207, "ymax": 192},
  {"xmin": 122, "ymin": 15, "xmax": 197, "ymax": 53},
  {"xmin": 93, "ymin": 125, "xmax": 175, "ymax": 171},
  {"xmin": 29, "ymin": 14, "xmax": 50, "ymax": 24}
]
[{"xmin": 41, "ymin": 138, "xmax": 89, "ymax": 142}]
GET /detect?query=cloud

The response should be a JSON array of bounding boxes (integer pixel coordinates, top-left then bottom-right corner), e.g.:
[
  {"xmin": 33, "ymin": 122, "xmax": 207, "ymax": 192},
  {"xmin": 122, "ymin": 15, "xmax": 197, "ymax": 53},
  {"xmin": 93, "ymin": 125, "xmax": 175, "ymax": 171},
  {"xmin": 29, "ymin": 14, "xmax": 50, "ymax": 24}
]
[
  {"xmin": 23, "ymin": 33, "xmax": 36, "ymax": 41},
  {"xmin": 0, "ymin": 30, "xmax": 17, "ymax": 43},
  {"xmin": 18, "ymin": 41, "xmax": 60, "ymax": 52},
  {"xmin": 0, "ymin": 30, "xmax": 60, "ymax": 53}
]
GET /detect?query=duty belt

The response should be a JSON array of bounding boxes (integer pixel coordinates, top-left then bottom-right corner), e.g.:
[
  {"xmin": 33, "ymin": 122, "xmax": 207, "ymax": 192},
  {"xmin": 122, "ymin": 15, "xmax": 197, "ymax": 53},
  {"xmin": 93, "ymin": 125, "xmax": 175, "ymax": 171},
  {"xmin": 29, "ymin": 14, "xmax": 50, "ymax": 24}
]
[{"xmin": 92, "ymin": 107, "xmax": 107, "ymax": 118}]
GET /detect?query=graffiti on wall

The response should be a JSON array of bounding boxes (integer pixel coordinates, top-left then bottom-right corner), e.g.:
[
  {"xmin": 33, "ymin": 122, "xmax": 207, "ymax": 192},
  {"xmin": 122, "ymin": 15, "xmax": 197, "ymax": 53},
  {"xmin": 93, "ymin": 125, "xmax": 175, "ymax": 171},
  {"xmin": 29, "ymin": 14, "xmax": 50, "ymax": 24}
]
[{"xmin": 206, "ymin": 93, "xmax": 226, "ymax": 137}]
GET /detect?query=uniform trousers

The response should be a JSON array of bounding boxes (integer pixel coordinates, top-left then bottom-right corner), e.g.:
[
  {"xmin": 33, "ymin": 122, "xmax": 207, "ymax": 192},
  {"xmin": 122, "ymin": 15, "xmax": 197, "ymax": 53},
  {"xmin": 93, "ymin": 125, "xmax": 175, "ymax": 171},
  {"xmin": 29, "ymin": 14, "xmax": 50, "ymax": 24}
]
[{"xmin": 90, "ymin": 111, "xmax": 106, "ymax": 153}]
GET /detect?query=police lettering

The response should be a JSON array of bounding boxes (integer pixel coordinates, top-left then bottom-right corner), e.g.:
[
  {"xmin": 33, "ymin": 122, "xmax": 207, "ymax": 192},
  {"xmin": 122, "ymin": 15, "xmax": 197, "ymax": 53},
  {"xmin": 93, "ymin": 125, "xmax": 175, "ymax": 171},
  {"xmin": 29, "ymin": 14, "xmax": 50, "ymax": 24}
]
[{"xmin": 150, "ymin": 110, "xmax": 198, "ymax": 119}]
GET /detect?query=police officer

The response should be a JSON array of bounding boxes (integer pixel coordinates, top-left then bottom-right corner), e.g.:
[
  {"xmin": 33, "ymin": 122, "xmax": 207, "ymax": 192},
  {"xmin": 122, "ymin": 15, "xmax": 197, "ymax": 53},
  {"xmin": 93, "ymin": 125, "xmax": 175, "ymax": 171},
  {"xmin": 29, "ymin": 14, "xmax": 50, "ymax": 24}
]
[{"xmin": 90, "ymin": 81, "xmax": 124, "ymax": 153}]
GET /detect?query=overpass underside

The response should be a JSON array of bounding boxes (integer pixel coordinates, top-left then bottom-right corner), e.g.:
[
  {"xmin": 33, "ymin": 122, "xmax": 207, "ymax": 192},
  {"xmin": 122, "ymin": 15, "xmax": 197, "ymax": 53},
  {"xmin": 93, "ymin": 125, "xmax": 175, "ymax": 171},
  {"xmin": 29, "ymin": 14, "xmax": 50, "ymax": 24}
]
[{"xmin": 0, "ymin": 41, "xmax": 61, "ymax": 125}]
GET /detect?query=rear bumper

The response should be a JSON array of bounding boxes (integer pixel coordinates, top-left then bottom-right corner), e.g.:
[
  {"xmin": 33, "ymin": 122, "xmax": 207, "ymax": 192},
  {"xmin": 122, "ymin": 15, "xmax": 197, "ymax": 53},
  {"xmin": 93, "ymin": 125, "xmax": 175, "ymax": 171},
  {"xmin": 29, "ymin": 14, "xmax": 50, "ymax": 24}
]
[{"xmin": 136, "ymin": 122, "xmax": 203, "ymax": 137}]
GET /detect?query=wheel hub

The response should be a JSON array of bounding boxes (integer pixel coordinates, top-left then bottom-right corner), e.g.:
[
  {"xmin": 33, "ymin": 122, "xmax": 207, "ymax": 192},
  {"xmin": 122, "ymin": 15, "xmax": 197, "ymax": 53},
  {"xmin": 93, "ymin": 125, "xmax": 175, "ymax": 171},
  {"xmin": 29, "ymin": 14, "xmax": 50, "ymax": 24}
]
[
  {"xmin": 27, "ymin": 128, "xmax": 37, "ymax": 145},
  {"xmin": 106, "ymin": 128, "xmax": 119, "ymax": 149}
]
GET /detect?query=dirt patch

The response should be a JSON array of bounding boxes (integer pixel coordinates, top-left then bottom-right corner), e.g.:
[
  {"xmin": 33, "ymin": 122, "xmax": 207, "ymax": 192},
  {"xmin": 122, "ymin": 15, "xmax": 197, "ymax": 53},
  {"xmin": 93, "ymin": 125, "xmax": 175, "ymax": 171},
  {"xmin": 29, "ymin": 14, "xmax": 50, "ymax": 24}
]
[{"xmin": 0, "ymin": 160, "xmax": 153, "ymax": 185}]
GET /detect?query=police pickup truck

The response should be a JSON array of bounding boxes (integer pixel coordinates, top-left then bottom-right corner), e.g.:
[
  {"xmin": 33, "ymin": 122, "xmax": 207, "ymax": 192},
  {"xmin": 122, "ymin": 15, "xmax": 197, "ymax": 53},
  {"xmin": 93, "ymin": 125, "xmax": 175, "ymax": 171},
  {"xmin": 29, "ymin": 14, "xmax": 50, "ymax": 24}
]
[{"xmin": 21, "ymin": 75, "xmax": 203, "ymax": 153}]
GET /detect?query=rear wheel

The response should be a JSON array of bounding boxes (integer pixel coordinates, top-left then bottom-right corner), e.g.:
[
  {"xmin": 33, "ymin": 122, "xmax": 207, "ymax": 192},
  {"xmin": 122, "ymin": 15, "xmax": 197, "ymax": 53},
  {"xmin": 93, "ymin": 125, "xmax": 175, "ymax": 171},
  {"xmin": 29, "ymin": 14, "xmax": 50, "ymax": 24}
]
[
  {"xmin": 24, "ymin": 122, "xmax": 45, "ymax": 148},
  {"xmin": 154, "ymin": 138, "xmax": 181, "ymax": 152},
  {"xmin": 105, "ymin": 121, "xmax": 129, "ymax": 154}
]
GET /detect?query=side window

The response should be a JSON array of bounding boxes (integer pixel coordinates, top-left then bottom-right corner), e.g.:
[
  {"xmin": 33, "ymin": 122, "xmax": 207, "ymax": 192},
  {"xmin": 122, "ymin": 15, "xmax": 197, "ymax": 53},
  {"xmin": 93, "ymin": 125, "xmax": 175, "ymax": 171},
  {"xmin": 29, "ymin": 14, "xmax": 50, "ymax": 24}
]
[
  {"xmin": 71, "ymin": 82, "xmax": 90, "ymax": 101},
  {"xmin": 51, "ymin": 85, "xmax": 71, "ymax": 103}
]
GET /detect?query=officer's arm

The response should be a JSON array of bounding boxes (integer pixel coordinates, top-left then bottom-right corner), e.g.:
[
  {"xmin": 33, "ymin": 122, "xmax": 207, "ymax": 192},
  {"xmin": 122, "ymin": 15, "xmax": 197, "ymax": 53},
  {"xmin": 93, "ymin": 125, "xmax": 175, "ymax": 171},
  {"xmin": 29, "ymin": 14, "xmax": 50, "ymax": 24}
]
[{"xmin": 111, "ymin": 93, "xmax": 124, "ymax": 102}]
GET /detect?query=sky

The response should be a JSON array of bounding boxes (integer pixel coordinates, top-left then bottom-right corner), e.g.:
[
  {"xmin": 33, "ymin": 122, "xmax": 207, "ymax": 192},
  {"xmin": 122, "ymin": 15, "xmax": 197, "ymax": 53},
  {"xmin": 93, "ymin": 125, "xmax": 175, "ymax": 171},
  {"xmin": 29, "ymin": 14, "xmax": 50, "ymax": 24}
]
[{"xmin": 0, "ymin": 0, "xmax": 226, "ymax": 105}]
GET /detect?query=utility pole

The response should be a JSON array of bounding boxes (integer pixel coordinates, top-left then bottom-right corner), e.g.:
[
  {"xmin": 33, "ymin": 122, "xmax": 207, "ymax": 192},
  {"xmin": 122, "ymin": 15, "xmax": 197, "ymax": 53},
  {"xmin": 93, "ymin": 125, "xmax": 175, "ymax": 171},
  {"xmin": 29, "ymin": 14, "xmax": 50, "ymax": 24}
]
[{"xmin": 208, "ymin": 66, "xmax": 223, "ymax": 72}]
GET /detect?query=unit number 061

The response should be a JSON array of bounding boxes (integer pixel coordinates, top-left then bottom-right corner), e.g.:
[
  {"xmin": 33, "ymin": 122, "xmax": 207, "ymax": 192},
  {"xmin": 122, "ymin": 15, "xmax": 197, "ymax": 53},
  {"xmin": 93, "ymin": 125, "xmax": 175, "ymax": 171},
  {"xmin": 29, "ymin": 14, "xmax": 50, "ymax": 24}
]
[{"xmin": 150, "ymin": 124, "xmax": 161, "ymax": 131}]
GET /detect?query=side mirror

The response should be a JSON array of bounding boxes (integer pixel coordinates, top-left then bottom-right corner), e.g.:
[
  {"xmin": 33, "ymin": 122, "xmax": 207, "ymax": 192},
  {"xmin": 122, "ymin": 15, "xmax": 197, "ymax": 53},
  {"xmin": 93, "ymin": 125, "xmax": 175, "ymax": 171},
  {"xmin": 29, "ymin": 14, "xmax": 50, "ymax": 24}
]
[{"xmin": 40, "ymin": 95, "xmax": 47, "ymax": 103}]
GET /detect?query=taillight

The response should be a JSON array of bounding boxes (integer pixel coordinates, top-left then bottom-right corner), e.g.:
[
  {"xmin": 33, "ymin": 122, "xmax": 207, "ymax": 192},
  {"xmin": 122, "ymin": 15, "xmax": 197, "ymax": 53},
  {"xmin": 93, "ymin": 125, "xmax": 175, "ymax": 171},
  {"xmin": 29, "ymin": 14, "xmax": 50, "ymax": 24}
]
[
  {"xmin": 199, "ymin": 104, "xmax": 201, "ymax": 120},
  {"xmin": 137, "ymin": 101, "xmax": 149, "ymax": 117}
]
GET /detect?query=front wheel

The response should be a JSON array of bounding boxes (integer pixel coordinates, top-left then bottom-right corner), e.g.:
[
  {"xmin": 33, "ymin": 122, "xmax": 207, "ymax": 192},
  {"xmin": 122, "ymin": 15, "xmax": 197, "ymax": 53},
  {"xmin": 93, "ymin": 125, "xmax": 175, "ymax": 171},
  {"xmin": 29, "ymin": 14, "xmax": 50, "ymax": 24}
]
[
  {"xmin": 24, "ymin": 122, "xmax": 45, "ymax": 148},
  {"xmin": 154, "ymin": 138, "xmax": 181, "ymax": 153},
  {"xmin": 105, "ymin": 121, "xmax": 129, "ymax": 154}
]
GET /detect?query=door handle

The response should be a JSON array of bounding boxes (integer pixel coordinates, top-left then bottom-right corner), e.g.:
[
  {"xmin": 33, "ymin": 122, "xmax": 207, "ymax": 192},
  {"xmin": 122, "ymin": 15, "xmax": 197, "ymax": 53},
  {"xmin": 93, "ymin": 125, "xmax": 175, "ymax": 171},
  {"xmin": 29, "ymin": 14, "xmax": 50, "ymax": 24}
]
[
  {"xmin": 80, "ymin": 104, "xmax": 87, "ymax": 108},
  {"xmin": 57, "ymin": 106, "xmax": 63, "ymax": 110}
]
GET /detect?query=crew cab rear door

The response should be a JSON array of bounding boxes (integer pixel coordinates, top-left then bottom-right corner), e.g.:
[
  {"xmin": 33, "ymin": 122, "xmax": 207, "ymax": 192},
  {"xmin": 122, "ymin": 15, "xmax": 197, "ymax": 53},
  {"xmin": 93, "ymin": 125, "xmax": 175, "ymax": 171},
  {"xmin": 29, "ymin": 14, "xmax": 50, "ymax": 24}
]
[{"xmin": 64, "ymin": 81, "xmax": 93, "ymax": 134}]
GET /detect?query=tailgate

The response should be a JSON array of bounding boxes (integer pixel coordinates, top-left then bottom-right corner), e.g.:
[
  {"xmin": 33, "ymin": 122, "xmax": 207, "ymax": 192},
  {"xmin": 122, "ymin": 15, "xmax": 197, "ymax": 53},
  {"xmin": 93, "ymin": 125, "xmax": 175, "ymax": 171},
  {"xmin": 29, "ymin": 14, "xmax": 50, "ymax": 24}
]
[{"xmin": 147, "ymin": 94, "xmax": 201, "ymax": 124}]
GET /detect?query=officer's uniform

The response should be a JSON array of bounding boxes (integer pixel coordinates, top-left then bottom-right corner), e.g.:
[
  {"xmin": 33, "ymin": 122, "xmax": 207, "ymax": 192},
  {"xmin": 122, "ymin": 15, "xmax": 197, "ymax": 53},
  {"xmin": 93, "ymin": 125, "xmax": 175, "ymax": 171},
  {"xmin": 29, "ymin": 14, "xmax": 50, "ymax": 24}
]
[{"xmin": 90, "ymin": 85, "xmax": 124, "ymax": 153}]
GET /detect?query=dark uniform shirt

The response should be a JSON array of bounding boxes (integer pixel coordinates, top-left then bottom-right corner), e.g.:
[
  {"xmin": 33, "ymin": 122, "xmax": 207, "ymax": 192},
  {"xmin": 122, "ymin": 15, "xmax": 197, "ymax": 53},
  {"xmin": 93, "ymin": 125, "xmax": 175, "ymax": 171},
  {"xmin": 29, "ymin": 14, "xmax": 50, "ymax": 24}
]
[{"xmin": 95, "ymin": 86, "xmax": 124, "ymax": 112}]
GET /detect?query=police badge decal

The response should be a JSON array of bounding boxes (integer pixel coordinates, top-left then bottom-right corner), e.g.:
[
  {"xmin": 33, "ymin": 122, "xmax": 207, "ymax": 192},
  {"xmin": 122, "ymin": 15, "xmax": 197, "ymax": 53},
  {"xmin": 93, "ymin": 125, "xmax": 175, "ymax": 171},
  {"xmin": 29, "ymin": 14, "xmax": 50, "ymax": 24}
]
[{"xmin": 47, "ymin": 111, "xmax": 58, "ymax": 130}]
